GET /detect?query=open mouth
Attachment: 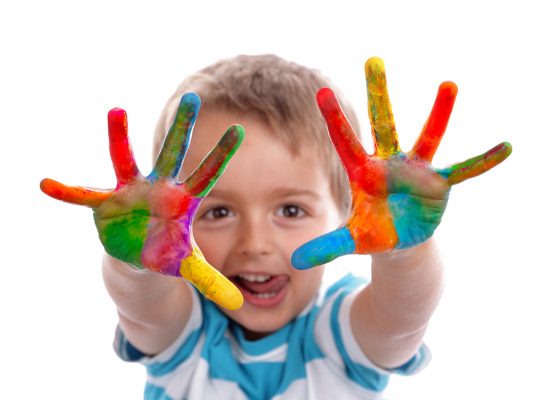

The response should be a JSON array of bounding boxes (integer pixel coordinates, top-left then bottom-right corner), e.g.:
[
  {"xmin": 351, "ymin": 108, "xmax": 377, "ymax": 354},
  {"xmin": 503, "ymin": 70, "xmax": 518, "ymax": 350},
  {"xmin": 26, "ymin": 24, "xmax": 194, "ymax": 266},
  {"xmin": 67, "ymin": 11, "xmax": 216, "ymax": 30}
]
[{"xmin": 230, "ymin": 273, "xmax": 289, "ymax": 307}]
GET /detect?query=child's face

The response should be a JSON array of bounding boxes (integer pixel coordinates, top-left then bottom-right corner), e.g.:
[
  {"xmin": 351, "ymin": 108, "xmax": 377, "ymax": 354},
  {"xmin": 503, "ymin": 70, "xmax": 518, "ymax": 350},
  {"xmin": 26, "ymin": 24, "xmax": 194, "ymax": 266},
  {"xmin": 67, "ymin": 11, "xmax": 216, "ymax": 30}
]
[{"xmin": 182, "ymin": 108, "xmax": 342, "ymax": 339}]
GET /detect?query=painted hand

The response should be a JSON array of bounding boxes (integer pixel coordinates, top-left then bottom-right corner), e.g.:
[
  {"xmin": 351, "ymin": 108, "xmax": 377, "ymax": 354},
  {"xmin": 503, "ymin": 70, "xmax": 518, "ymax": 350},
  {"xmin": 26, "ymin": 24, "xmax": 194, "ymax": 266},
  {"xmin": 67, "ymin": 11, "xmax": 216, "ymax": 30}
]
[
  {"xmin": 41, "ymin": 93, "xmax": 244, "ymax": 309},
  {"xmin": 292, "ymin": 57, "xmax": 512, "ymax": 269}
]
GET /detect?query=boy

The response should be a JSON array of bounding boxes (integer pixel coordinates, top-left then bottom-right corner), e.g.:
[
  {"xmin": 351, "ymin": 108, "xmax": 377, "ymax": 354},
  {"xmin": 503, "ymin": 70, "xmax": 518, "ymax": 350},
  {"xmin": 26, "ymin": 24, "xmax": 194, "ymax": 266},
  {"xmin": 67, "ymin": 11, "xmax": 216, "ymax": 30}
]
[{"xmin": 41, "ymin": 54, "xmax": 511, "ymax": 399}]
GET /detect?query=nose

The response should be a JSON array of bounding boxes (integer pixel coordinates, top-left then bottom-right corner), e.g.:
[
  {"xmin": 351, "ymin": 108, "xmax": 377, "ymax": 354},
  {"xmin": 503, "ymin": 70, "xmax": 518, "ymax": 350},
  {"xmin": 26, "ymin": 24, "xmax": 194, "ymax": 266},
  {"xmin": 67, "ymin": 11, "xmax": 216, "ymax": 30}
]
[{"xmin": 236, "ymin": 213, "xmax": 274, "ymax": 257}]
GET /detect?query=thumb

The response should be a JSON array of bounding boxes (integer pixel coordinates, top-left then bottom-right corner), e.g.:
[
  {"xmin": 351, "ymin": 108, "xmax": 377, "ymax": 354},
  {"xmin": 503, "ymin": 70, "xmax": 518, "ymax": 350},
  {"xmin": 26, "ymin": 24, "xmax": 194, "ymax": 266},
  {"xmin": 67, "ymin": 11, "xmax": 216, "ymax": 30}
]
[{"xmin": 179, "ymin": 248, "xmax": 243, "ymax": 310}]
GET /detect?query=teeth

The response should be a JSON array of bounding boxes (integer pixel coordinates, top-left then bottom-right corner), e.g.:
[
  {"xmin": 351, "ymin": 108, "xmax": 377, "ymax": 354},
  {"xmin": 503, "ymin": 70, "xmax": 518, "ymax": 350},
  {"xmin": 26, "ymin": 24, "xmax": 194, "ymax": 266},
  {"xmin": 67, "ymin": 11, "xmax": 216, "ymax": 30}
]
[
  {"xmin": 238, "ymin": 273, "xmax": 271, "ymax": 283},
  {"xmin": 256, "ymin": 292, "xmax": 277, "ymax": 299}
]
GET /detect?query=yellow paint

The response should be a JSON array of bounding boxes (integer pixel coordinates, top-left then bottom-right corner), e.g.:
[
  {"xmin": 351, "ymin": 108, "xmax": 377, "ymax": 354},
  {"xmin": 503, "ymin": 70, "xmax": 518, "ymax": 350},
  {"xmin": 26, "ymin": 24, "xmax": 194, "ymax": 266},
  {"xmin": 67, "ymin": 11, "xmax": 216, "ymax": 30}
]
[
  {"xmin": 179, "ymin": 247, "xmax": 243, "ymax": 310},
  {"xmin": 365, "ymin": 57, "xmax": 400, "ymax": 157}
]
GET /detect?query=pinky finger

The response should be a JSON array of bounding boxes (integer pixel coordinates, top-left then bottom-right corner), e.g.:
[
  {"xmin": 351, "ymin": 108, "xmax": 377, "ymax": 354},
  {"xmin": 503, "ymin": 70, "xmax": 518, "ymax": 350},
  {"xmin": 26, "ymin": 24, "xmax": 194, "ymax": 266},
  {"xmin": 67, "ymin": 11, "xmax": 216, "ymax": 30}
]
[
  {"xmin": 40, "ymin": 178, "xmax": 112, "ymax": 208},
  {"xmin": 438, "ymin": 142, "xmax": 512, "ymax": 185}
]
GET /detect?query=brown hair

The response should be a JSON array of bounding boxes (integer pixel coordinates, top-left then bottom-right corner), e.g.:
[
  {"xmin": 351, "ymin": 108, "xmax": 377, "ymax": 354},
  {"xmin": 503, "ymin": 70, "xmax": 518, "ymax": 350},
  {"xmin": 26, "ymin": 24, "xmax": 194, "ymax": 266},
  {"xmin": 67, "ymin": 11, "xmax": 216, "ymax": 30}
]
[{"xmin": 153, "ymin": 54, "xmax": 361, "ymax": 216}]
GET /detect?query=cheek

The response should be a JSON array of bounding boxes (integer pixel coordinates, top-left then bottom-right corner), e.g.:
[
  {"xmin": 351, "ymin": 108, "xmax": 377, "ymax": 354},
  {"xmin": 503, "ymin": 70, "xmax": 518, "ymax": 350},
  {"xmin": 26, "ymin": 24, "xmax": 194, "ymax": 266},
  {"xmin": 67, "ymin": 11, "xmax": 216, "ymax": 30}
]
[
  {"xmin": 288, "ymin": 215, "xmax": 343, "ymax": 249},
  {"xmin": 192, "ymin": 229, "xmax": 230, "ymax": 269},
  {"xmin": 293, "ymin": 268, "xmax": 324, "ymax": 301}
]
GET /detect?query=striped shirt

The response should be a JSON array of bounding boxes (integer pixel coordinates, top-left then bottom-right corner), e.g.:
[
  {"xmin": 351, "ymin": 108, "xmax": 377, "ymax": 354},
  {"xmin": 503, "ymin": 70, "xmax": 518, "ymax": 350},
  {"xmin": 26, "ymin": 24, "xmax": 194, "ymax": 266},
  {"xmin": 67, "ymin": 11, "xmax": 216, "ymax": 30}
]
[{"xmin": 115, "ymin": 273, "xmax": 430, "ymax": 399}]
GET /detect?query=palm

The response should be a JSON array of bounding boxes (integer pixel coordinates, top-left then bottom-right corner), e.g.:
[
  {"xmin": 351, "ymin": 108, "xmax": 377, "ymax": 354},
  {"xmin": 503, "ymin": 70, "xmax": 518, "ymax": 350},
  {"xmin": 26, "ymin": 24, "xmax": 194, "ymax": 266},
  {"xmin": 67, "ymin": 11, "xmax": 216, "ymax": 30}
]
[
  {"xmin": 348, "ymin": 153, "xmax": 449, "ymax": 254},
  {"xmin": 292, "ymin": 57, "xmax": 511, "ymax": 269},
  {"xmin": 92, "ymin": 177, "xmax": 201, "ymax": 276},
  {"xmin": 41, "ymin": 93, "xmax": 245, "ymax": 310}
]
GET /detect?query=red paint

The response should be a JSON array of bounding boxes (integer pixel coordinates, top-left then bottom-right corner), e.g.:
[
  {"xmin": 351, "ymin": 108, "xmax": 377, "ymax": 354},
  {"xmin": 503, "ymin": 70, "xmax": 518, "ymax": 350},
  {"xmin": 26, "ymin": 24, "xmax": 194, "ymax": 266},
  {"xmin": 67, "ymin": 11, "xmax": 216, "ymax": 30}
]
[
  {"xmin": 412, "ymin": 81, "xmax": 458, "ymax": 162},
  {"xmin": 108, "ymin": 108, "xmax": 140, "ymax": 185}
]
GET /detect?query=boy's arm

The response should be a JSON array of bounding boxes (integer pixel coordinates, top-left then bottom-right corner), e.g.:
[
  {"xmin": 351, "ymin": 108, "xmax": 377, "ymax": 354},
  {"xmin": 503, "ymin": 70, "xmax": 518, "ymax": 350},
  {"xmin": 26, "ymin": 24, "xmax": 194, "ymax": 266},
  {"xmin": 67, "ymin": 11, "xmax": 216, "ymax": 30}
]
[
  {"xmin": 351, "ymin": 240, "xmax": 443, "ymax": 368},
  {"xmin": 102, "ymin": 254, "xmax": 193, "ymax": 356},
  {"xmin": 41, "ymin": 94, "xmax": 245, "ymax": 355},
  {"xmin": 292, "ymin": 58, "xmax": 511, "ymax": 368}
]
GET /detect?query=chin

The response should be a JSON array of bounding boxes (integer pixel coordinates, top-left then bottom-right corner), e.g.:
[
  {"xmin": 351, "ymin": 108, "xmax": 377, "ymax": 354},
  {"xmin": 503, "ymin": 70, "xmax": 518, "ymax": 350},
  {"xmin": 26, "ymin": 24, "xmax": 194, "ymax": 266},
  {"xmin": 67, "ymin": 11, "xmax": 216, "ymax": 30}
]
[
  {"xmin": 228, "ymin": 308, "xmax": 291, "ymax": 339},
  {"xmin": 240, "ymin": 320, "xmax": 287, "ymax": 340}
]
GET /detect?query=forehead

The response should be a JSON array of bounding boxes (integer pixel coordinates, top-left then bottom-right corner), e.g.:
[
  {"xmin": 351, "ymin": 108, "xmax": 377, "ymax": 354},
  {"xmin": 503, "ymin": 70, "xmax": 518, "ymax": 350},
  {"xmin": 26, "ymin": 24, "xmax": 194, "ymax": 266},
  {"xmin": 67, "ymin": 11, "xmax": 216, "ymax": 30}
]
[
  {"xmin": 180, "ymin": 108, "xmax": 331, "ymax": 195},
  {"xmin": 181, "ymin": 108, "xmax": 317, "ymax": 169}
]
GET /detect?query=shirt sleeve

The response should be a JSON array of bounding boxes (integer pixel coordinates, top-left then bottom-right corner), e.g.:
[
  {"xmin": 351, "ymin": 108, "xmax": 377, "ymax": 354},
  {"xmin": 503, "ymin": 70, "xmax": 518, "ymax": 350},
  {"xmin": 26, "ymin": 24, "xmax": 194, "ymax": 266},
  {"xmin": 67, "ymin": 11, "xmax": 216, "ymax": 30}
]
[
  {"xmin": 336, "ymin": 287, "xmax": 431, "ymax": 376},
  {"xmin": 314, "ymin": 274, "xmax": 430, "ymax": 393},
  {"xmin": 113, "ymin": 282, "xmax": 204, "ymax": 368}
]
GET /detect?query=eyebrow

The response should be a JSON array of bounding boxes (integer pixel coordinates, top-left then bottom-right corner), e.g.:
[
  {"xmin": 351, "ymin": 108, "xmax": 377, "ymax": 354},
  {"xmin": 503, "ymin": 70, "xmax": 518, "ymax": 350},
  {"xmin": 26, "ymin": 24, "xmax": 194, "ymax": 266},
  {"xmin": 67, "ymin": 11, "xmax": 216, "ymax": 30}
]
[
  {"xmin": 208, "ymin": 187, "xmax": 321, "ymax": 199},
  {"xmin": 270, "ymin": 188, "xmax": 321, "ymax": 199}
]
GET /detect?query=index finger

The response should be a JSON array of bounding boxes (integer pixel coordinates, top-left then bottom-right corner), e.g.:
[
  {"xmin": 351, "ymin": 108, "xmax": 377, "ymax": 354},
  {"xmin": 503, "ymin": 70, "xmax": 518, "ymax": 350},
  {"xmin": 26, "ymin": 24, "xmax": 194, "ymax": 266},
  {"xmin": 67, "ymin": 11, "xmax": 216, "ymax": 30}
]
[
  {"xmin": 184, "ymin": 125, "xmax": 245, "ymax": 197},
  {"xmin": 317, "ymin": 88, "xmax": 369, "ymax": 181}
]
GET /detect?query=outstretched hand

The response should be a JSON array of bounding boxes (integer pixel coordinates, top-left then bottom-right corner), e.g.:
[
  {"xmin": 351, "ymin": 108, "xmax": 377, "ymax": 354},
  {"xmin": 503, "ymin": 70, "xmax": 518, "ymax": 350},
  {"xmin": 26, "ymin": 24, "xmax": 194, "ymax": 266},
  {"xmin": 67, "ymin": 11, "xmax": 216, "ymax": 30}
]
[
  {"xmin": 292, "ymin": 57, "xmax": 512, "ymax": 269},
  {"xmin": 41, "ymin": 93, "xmax": 244, "ymax": 310}
]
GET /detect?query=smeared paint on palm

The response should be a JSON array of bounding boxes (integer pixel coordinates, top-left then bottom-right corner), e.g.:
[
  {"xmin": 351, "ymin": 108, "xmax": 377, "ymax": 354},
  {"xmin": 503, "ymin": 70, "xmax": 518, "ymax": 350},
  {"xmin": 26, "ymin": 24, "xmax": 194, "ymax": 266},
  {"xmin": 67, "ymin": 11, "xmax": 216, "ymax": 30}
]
[
  {"xmin": 41, "ymin": 93, "xmax": 244, "ymax": 310},
  {"xmin": 292, "ymin": 57, "xmax": 512, "ymax": 269}
]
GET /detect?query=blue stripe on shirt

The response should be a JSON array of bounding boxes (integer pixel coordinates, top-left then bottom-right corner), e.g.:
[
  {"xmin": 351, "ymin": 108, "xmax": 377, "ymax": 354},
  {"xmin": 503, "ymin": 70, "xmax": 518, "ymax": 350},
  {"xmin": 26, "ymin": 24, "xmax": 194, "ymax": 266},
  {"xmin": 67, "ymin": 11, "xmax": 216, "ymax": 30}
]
[
  {"xmin": 147, "ymin": 327, "xmax": 202, "ymax": 377},
  {"xmin": 144, "ymin": 383, "xmax": 174, "ymax": 400},
  {"xmin": 115, "ymin": 273, "xmax": 428, "ymax": 399},
  {"xmin": 196, "ymin": 295, "xmax": 325, "ymax": 399},
  {"xmin": 330, "ymin": 287, "xmax": 390, "ymax": 392},
  {"xmin": 391, "ymin": 343, "xmax": 430, "ymax": 375}
]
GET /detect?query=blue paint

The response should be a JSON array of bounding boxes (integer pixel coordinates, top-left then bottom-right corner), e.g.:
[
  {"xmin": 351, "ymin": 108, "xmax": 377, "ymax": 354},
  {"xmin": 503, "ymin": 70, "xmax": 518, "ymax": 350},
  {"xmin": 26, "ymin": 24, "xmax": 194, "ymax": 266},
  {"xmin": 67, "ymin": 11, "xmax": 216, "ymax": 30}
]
[
  {"xmin": 435, "ymin": 167, "xmax": 451, "ymax": 179},
  {"xmin": 387, "ymin": 193, "xmax": 444, "ymax": 249},
  {"xmin": 291, "ymin": 227, "xmax": 356, "ymax": 270},
  {"xmin": 152, "ymin": 92, "xmax": 200, "ymax": 179}
]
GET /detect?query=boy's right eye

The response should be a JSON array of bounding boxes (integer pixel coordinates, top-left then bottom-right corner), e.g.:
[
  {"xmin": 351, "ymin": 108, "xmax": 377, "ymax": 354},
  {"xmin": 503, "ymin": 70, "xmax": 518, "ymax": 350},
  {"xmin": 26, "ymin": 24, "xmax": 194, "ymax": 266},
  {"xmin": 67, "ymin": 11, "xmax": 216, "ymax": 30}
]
[{"xmin": 202, "ymin": 206, "xmax": 233, "ymax": 220}]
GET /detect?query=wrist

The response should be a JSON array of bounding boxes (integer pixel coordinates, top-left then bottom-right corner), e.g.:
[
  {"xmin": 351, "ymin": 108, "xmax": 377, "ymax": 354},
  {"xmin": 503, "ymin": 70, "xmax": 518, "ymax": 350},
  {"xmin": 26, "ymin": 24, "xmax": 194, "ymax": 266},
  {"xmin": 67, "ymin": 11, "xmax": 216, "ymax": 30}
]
[
  {"xmin": 371, "ymin": 239, "xmax": 435, "ymax": 267},
  {"xmin": 102, "ymin": 253, "xmax": 154, "ymax": 280}
]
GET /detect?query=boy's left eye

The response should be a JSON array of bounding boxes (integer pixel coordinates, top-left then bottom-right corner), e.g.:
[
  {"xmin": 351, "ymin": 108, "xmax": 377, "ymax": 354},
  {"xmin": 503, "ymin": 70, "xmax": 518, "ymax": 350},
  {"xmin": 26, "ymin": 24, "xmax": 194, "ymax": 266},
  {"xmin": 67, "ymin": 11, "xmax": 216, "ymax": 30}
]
[{"xmin": 276, "ymin": 204, "xmax": 306, "ymax": 218}]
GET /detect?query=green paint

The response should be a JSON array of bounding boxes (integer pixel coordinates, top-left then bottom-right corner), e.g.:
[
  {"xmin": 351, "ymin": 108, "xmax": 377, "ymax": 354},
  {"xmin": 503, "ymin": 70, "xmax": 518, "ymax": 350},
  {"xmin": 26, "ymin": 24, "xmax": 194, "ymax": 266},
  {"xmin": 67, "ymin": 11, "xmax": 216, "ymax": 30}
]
[
  {"xmin": 195, "ymin": 125, "xmax": 245, "ymax": 198},
  {"xmin": 94, "ymin": 208, "xmax": 149, "ymax": 268},
  {"xmin": 153, "ymin": 93, "xmax": 200, "ymax": 178},
  {"xmin": 388, "ymin": 192, "xmax": 446, "ymax": 249}
]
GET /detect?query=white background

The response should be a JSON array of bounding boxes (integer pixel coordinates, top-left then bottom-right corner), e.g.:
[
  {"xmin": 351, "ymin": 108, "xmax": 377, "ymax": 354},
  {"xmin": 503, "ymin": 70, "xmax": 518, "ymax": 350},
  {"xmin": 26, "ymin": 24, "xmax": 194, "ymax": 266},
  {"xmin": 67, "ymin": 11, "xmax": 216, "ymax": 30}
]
[{"xmin": 1, "ymin": 0, "xmax": 548, "ymax": 398}]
